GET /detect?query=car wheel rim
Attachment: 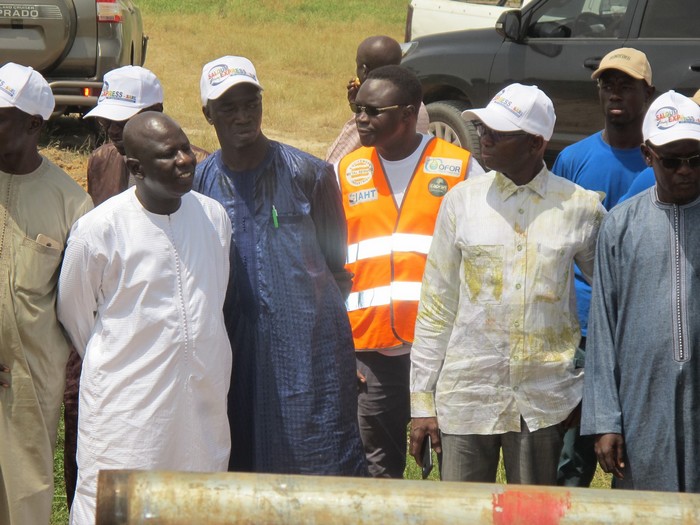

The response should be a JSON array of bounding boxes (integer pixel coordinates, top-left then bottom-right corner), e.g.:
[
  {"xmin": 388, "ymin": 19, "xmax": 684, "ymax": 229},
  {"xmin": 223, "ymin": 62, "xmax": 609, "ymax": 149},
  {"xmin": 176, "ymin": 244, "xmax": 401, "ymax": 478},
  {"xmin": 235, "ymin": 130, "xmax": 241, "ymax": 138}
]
[{"xmin": 429, "ymin": 122, "xmax": 462, "ymax": 147}]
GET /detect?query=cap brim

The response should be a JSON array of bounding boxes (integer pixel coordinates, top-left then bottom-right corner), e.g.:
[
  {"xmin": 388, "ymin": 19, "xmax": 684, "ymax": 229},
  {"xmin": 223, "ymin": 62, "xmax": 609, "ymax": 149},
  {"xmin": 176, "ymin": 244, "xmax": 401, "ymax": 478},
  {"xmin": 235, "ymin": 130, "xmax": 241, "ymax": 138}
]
[
  {"xmin": 0, "ymin": 97, "xmax": 14, "ymax": 111},
  {"xmin": 647, "ymin": 129, "xmax": 700, "ymax": 146},
  {"xmin": 461, "ymin": 107, "xmax": 521, "ymax": 132},
  {"xmin": 203, "ymin": 78, "xmax": 263, "ymax": 105},
  {"xmin": 591, "ymin": 65, "xmax": 645, "ymax": 81},
  {"xmin": 83, "ymin": 103, "xmax": 142, "ymax": 121}
]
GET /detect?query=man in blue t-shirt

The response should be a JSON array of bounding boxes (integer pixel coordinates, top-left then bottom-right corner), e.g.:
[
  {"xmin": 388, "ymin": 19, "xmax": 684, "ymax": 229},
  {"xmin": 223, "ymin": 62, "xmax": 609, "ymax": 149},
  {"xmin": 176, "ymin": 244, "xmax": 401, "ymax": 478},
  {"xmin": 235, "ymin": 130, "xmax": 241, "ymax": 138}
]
[{"xmin": 552, "ymin": 48, "xmax": 654, "ymax": 487}]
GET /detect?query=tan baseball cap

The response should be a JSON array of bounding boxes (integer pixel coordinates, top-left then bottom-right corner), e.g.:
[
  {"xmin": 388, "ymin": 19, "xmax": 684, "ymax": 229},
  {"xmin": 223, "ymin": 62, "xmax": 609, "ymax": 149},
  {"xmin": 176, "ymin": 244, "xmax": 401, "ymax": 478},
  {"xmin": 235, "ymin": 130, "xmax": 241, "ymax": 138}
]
[{"xmin": 591, "ymin": 47, "xmax": 652, "ymax": 86}]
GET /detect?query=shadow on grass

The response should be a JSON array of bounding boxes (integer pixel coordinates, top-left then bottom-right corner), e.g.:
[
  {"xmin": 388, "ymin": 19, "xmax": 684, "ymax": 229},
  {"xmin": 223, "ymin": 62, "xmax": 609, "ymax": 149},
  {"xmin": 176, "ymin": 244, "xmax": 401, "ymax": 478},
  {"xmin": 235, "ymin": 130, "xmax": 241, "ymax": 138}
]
[{"xmin": 40, "ymin": 115, "xmax": 106, "ymax": 154}]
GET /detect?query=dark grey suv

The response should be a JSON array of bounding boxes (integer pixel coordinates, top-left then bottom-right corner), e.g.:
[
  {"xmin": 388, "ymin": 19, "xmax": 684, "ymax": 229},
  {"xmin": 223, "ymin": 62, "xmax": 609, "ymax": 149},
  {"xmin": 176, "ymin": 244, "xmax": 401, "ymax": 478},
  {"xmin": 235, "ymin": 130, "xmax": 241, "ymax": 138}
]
[
  {"xmin": 401, "ymin": 0, "xmax": 700, "ymax": 163},
  {"xmin": 0, "ymin": 1, "xmax": 147, "ymax": 118}
]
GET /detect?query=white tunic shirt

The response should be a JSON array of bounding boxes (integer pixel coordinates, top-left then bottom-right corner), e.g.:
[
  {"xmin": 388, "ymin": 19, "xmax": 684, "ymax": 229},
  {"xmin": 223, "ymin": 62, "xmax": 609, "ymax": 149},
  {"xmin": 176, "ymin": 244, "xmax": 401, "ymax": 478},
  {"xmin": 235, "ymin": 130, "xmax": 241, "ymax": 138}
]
[
  {"xmin": 58, "ymin": 188, "xmax": 233, "ymax": 524},
  {"xmin": 410, "ymin": 167, "xmax": 605, "ymax": 435}
]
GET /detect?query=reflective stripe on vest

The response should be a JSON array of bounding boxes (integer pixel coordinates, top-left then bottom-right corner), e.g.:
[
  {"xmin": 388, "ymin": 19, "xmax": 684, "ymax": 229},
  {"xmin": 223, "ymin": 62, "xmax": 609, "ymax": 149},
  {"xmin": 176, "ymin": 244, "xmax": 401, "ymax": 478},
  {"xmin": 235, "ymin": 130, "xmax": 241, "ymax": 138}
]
[
  {"xmin": 338, "ymin": 139, "xmax": 471, "ymax": 349},
  {"xmin": 346, "ymin": 281, "xmax": 423, "ymax": 312},
  {"xmin": 346, "ymin": 233, "xmax": 433, "ymax": 264}
]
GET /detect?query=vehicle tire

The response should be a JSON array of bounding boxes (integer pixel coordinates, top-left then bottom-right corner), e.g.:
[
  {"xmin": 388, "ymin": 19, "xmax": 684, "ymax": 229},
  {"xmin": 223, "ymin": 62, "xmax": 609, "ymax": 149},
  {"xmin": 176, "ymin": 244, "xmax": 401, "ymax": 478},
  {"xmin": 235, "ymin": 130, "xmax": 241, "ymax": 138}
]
[{"xmin": 426, "ymin": 101, "xmax": 483, "ymax": 166}]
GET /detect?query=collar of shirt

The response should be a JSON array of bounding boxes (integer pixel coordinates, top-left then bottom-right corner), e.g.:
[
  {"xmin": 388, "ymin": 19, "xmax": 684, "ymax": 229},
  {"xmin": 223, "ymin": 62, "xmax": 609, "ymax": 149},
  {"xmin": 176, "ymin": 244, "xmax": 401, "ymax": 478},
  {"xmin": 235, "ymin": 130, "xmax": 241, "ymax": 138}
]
[{"xmin": 494, "ymin": 163, "xmax": 549, "ymax": 201}]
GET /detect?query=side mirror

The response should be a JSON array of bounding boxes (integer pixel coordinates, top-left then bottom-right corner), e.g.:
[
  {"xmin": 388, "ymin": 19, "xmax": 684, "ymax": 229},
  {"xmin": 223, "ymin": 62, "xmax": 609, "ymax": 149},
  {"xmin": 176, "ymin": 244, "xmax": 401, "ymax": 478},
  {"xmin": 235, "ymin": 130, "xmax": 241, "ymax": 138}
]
[{"xmin": 495, "ymin": 11, "xmax": 522, "ymax": 41}]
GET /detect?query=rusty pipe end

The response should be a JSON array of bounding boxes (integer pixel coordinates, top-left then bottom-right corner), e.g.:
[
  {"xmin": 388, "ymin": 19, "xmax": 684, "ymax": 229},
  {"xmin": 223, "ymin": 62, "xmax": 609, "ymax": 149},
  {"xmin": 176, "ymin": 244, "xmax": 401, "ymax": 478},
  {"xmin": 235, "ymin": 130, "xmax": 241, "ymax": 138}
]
[{"xmin": 96, "ymin": 470, "xmax": 132, "ymax": 525}]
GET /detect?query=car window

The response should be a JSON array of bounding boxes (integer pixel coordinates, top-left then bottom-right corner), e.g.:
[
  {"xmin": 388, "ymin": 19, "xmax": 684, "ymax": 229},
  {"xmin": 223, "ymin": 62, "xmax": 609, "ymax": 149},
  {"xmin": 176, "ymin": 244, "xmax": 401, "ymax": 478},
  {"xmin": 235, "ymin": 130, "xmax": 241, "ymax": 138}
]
[
  {"xmin": 526, "ymin": 0, "xmax": 633, "ymax": 39},
  {"xmin": 639, "ymin": 0, "xmax": 700, "ymax": 38}
]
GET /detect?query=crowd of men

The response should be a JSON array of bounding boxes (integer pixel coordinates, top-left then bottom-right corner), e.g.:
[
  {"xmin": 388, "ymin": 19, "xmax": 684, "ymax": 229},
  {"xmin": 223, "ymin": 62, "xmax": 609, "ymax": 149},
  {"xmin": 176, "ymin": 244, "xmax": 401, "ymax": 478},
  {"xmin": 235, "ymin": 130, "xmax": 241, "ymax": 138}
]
[{"xmin": 0, "ymin": 39, "xmax": 699, "ymax": 525}]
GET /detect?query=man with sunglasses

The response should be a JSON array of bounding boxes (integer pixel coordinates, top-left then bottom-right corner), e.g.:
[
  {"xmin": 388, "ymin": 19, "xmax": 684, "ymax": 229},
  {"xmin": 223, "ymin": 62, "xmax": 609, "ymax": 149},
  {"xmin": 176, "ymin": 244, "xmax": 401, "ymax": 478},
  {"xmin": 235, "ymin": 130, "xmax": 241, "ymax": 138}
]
[
  {"xmin": 410, "ymin": 83, "xmax": 606, "ymax": 485},
  {"xmin": 617, "ymin": 88, "xmax": 700, "ymax": 203},
  {"xmin": 325, "ymin": 35, "xmax": 430, "ymax": 166},
  {"xmin": 551, "ymin": 47, "xmax": 654, "ymax": 488},
  {"xmin": 581, "ymin": 91, "xmax": 700, "ymax": 493},
  {"xmin": 337, "ymin": 65, "xmax": 483, "ymax": 478}
]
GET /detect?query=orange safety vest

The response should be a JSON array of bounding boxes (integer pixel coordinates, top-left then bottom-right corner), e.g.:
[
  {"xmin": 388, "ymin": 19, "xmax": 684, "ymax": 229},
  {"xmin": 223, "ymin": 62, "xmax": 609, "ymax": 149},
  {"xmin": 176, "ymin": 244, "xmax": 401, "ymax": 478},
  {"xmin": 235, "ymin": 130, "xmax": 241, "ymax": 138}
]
[{"xmin": 338, "ymin": 137, "xmax": 471, "ymax": 351}]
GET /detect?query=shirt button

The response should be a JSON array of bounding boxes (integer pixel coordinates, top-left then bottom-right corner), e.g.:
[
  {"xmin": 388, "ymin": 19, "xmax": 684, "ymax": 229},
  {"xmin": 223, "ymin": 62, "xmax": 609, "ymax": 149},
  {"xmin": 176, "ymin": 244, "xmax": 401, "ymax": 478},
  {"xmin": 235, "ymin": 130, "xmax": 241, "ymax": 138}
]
[
  {"xmin": 515, "ymin": 283, "xmax": 521, "ymax": 290},
  {"xmin": 517, "ymin": 245, "xmax": 523, "ymax": 251},
  {"xmin": 518, "ymin": 208, "xmax": 524, "ymax": 214},
  {"xmin": 513, "ymin": 386, "xmax": 519, "ymax": 392},
  {"xmin": 514, "ymin": 321, "xmax": 520, "ymax": 327}
]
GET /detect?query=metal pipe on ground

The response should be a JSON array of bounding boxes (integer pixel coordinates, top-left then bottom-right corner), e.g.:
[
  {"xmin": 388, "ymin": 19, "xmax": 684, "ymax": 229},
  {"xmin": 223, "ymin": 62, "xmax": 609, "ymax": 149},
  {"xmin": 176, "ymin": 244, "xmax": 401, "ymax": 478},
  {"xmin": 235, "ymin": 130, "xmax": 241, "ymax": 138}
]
[{"xmin": 96, "ymin": 470, "xmax": 700, "ymax": 525}]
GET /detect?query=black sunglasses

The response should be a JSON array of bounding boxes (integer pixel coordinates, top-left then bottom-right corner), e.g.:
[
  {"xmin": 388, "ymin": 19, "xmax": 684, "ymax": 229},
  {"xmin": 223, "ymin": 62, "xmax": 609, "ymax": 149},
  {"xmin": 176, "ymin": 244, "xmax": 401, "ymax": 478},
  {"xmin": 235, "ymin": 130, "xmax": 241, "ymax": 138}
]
[
  {"xmin": 349, "ymin": 102, "xmax": 406, "ymax": 117},
  {"xmin": 474, "ymin": 122, "xmax": 528, "ymax": 143},
  {"xmin": 648, "ymin": 146, "xmax": 700, "ymax": 170}
]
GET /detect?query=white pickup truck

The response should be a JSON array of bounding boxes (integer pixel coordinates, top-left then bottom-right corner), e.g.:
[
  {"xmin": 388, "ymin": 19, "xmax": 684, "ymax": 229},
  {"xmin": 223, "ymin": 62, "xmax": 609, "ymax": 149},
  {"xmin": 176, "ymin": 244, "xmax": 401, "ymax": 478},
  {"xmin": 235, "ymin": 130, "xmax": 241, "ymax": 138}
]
[{"xmin": 405, "ymin": 0, "xmax": 534, "ymax": 41}]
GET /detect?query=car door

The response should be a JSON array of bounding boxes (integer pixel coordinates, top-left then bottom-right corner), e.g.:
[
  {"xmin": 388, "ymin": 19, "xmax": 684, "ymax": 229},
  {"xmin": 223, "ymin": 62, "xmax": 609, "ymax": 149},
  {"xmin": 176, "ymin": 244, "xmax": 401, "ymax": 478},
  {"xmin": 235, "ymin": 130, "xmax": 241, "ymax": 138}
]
[
  {"xmin": 488, "ymin": 0, "xmax": 640, "ymax": 153},
  {"xmin": 626, "ymin": 0, "xmax": 700, "ymax": 98}
]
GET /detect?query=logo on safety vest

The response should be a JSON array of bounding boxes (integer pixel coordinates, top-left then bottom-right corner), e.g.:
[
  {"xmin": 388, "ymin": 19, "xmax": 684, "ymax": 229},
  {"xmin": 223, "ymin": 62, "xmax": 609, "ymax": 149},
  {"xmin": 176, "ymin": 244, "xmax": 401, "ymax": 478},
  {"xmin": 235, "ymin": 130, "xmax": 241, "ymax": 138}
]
[
  {"xmin": 428, "ymin": 177, "xmax": 448, "ymax": 197},
  {"xmin": 424, "ymin": 157, "xmax": 463, "ymax": 177},
  {"xmin": 345, "ymin": 159, "xmax": 374, "ymax": 187},
  {"xmin": 348, "ymin": 188, "xmax": 379, "ymax": 206}
]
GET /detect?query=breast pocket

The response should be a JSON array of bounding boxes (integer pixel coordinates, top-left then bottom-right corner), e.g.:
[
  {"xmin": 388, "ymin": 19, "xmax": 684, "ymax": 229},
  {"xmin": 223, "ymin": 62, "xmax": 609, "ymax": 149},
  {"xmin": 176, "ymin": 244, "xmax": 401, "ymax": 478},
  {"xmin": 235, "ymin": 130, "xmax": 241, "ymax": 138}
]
[
  {"xmin": 460, "ymin": 244, "xmax": 504, "ymax": 305},
  {"xmin": 14, "ymin": 236, "xmax": 63, "ymax": 298}
]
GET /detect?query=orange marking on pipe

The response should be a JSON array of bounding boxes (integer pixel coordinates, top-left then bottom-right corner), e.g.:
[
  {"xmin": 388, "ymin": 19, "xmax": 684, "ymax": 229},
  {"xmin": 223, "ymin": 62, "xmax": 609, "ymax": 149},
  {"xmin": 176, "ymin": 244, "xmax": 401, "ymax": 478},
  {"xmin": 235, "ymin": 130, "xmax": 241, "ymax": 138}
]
[{"xmin": 492, "ymin": 490, "xmax": 572, "ymax": 525}]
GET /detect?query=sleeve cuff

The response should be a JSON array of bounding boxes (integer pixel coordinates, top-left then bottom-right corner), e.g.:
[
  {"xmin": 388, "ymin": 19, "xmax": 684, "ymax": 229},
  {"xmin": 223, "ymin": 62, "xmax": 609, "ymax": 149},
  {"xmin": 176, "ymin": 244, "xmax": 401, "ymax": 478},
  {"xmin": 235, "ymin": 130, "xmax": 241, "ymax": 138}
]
[{"xmin": 411, "ymin": 391, "xmax": 437, "ymax": 418}]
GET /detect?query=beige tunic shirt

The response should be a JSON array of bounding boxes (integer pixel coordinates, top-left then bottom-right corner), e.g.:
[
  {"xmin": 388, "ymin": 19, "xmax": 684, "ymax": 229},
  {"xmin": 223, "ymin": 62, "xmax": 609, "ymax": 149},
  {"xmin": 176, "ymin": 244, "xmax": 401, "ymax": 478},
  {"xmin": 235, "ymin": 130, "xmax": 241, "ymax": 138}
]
[{"xmin": 0, "ymin": 157, "xmax": 92, "ymax": 525}]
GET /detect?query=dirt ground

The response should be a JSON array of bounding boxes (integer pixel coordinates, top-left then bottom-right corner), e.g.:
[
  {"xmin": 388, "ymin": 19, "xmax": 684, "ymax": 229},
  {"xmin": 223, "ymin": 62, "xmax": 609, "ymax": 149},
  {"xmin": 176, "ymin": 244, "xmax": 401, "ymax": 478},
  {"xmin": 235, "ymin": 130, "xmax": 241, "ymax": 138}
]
[{"xmin": 40, "ymin": 116, "xmax": 95, "ymax": 191}]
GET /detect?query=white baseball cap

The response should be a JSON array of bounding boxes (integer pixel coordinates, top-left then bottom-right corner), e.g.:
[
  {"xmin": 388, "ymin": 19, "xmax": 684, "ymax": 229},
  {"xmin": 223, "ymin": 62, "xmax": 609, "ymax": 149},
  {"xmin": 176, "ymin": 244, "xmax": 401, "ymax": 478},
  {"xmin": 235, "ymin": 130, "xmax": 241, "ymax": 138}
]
[
  {"xmin": 643, "ymin": 91, "xmax": 700, "ymax": 146},
  {"xmin": 0, "ymin": 62, "xmax": 54, "ymax": 120},
  {"xmin": 84, "ymin": 66, "xmax": 163, "ymax": 121},
  {"xmin": 462, "ymin": 83, "xmax": 556, "ymax": 141},
  {"xmin": 200, "ymin": 56, "xmax": 262, "ymax": 106}
]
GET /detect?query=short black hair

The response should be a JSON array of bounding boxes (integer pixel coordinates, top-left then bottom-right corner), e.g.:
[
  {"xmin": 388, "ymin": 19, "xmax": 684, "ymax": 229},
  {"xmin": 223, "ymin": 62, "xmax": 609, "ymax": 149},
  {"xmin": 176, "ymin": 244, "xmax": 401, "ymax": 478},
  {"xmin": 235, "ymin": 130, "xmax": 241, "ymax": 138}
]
[{"xmin": 366, "ymin": 65, "xmax": 423, "ymax": 108}]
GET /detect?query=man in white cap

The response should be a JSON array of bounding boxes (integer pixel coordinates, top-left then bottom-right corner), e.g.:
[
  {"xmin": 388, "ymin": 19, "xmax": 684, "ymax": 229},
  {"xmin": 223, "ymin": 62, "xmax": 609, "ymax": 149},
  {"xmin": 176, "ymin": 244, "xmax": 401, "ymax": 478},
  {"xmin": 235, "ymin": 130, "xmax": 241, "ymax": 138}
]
[
  {"xmin": 84, "ymin": 65, "xmax": 209, "ymax": 206},
  {"xmin": 59, "ymin": 112, "xmax": 233, "ymax": 524},
  {"xmin": 409, "ymin": 83, "xmax": 606, "ymax": 484},
  {"xmin": 552, "ymin": 47, "xmax": 654, "ymax": 488},
  {"xmin": 194, "ymin": 56, "xmax": 366, "ymax": 476},
  {"xmin": 618, "ymin": 87, "xmax": 700, "ymax": 202},
  {"xmin": 0, "ymin": 63, "xmax": 93, "ymax": 525},
  {"xmin": 582, "ymin": 91, "xmax": 700, "ymax": 493}
]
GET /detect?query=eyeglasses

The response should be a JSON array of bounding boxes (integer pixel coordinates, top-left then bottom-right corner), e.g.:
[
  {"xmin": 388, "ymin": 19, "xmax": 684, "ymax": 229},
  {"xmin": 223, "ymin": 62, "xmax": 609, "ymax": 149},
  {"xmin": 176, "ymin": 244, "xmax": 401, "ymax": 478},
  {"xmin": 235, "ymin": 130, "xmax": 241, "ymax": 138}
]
[
  {"xmin": 349, "ymin": 102, "xmax": 406, "ymax": 117},
  {"xmin": 474, "ymin": 122, "xmax": 528, "ymax": 143},
  {"xmin": 647, "ymin": 146, "xmax": 700, "ymax": 170}
]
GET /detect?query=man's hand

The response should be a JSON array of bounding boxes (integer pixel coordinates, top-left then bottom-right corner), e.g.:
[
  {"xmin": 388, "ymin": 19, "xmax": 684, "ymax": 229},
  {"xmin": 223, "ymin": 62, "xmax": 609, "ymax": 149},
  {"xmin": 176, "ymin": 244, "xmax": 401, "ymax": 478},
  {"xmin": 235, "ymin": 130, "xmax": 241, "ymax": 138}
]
[
  {"xmin": 595, "ymin": 433, "xmax": 625, "ymax": 479},
  {"xmin": 0, "ymin": 363, "xmax": 10, "ymax": 388},
  {"xmin": 346, "ymin": 77, "xmax": 361, "ymax": 104},
  {"xmin": 356, "ymin": 369, "xmax": 366, "ymax": 384},
  {"xmin": 409, "ymin": 417, "xmax": 441, "ymax": 466}
]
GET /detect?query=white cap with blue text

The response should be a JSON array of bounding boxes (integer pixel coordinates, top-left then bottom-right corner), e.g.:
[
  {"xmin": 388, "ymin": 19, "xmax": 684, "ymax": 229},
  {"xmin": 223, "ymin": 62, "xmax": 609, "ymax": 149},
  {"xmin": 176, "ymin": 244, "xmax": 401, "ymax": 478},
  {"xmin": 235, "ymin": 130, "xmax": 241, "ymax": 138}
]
[
  {"xmin": 461, "ymin": 83, "xmax": 556, "ymax": 141},
  {"xmin": 0, "ymin": 62, "xmax": 54, "ymax": 120},
  {"xmin": 200, "ymin": 56, "xmax": 263, "ymax": 106},
  {"xmin": 84, "ymin": 66, "xmax": 163, "ymax": 121},
  {"xmin": 643, "ymin": 91, "xmax": 700, "ymax": 146}
]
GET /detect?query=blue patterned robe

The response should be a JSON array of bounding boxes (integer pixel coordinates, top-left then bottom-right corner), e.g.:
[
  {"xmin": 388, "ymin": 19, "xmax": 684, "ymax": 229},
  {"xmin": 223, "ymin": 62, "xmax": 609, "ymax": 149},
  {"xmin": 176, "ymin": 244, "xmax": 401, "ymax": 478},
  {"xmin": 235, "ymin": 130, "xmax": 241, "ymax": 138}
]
[{"xmin": 194, "ymin": 142, "xmax": 366, "ymax": 476}]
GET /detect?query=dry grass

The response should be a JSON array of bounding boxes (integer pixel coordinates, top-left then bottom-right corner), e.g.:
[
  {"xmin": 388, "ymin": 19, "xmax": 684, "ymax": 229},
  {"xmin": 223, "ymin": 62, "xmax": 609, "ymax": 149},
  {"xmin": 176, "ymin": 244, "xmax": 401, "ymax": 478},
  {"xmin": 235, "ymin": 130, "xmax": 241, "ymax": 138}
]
[
  {"xmin": 142, "ymin": 14, "xmax": 405, "ymax": 157},
  {"xmin": 42, "ymin": 5, "xmax": 406, "ymax": 177}
]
